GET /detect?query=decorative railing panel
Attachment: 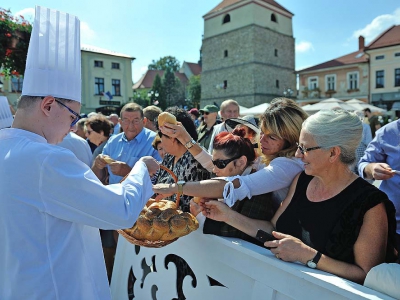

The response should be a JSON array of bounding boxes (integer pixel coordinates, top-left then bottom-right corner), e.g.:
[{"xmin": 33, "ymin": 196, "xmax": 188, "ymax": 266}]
[{"xmin": 111, "ymin": 230, "xmax": 394, "ymax": 300}]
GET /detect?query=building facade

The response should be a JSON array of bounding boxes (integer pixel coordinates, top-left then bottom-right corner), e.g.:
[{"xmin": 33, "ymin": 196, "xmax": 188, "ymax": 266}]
[
  {"xmin": 200, "ymin": 0, "xmax": 295, "ymax": 108},
  {"xmin": 1, "ymin": 46, "xmax": 134, "ymax": 115},
  {"xmin": 81, "ymin": 45, "xmax": 134, "ymax": 115},
  {"xmin": 297, "ymin": 25, "xmax": 400, "ymax": 111},
  {"xmin": 365, "ymin": 25, "xmax": 400, "ymax": 110},
  {"xmin": 297, "ymin": 37, "xmax": 369, "ymax": 104}
]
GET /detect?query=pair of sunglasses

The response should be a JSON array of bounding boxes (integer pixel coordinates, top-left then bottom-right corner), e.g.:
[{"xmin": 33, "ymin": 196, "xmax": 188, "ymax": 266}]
[{"xmin": 211, "ymin": 156, "xmax": 241, "ymax": 169}]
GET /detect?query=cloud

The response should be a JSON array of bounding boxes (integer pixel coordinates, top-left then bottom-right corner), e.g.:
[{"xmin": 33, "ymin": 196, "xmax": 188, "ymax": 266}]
[
  {"xmin": 14, "ymin": 8, "xmax": 35, "ymax": 23},
  {"xmin": 80, "ymin": 21, "xmax": 96, "ymax": 43},
  {"xmin": 296, "ymin": 41, "xmax": 314, "ymax": 53},
  {"xmin": 352, "ymin": 8, "xmax": 400, "ymax": 43}
]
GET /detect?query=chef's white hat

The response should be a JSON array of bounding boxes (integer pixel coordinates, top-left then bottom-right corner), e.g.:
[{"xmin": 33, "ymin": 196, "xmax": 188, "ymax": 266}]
[
  {"xmin": 0, "ymin": 96, "xmax": 13, "ymax": 129},
  {"xmin": 22, "ymin": 6, "xmax": 81, "ymax": 103}
]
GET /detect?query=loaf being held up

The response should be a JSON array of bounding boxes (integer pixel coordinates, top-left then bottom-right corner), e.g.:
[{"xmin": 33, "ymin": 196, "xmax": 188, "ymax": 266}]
[{"xmin": 158, "ymin": 112, "xmax": 177, "ymax": 127}]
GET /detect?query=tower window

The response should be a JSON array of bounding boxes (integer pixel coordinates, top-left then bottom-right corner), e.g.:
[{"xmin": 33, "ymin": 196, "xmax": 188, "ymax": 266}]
[
  {"xmin": 271, "ymin": 14, "xmax": 277, "ymax": 23},
  {"xmin": 275, "ymin": 49, "xmax": 278, "ymax": 57},
  {"xmin": 223, "ymin": 14, "xmax": 231, "ymax": 24},
  {"xmin": 224, "ymin": 50, "xmax": 228, "ymax": 57},
  {"xmin": 223, "ymin": 80, "xmax": 228, "ymax": 89},
  {"xmin": 276, "ymin": 80, "xmax": 279, "ymax": 88}
]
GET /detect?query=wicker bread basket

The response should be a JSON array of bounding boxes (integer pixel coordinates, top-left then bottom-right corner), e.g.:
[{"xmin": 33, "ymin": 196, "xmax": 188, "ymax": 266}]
[{"xmin": 117, "ymin": 165, "xmax": 198, "ymax": 248}]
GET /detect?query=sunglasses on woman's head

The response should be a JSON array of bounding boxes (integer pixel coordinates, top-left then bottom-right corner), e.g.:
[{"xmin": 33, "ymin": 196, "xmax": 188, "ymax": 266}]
[{"xmin": 211, "ymin": 156, "xmax": 240, "ymax": 169}]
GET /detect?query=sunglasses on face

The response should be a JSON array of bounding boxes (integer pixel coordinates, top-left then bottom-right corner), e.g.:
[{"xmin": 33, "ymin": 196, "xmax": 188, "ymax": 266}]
[
  {"xmin": 202, "ymin": 112, "xmax": 210, "ymax": 115},
  {"xmin": 212, "ymin": 155, "xmax": 240, "ymax": 169}
]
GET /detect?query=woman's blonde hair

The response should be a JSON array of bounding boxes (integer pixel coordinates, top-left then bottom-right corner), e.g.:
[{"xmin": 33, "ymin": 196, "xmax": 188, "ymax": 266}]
[{"xmin": 260, "ymin": 98, "xmax": 308, "ymax": 164}]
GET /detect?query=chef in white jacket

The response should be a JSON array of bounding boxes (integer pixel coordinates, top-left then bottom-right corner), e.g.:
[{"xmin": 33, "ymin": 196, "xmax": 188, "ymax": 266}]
[{"xmin": 0, "ymin": 7, "xmax": 157, "ymax": 300}]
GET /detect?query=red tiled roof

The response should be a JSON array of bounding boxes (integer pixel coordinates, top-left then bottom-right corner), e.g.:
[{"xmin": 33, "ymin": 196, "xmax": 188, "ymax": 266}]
[
  {"xmin": 133, "ymin": 70, "xmax": 188, "ymax": 89},
  {"xmin": 205, "ymin": 0, "xmax": 292, "ymax": 17},
  {"xmin": 366, "ymin": 25, "xmax": 400, "ymax": 50},
  {"xmin": 297, "ymin": 49, "xmax": 368, "ymax": 73},
  {"xmin": 186, "ymin": 62, "xmax": 202, "ymax": 76}
]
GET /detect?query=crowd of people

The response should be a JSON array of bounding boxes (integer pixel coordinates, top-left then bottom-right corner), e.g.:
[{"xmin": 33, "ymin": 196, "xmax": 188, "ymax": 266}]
[{"xmin": 0, "ymin": 6, "xmax": 399, "ymax": 300}]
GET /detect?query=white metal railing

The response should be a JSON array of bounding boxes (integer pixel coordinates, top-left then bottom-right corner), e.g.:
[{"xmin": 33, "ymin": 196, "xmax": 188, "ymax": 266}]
[{"xmin": 111, "ymin": 230, "xmax": 394, "ymax": 300}]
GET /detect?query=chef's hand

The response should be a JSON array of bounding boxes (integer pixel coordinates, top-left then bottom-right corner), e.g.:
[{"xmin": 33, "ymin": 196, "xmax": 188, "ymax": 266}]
[
  {"xmin": 140, "ymin": 156, "xmax": 160, "ymax": 176},
  {"xmin": 109, "ymin": 161, "xmax": 131, "ymax": 177}
]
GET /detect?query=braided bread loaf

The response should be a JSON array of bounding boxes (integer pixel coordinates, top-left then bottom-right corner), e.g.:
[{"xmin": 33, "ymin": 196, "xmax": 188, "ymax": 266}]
[{"xmin": 124, "ymin": 199, "xmax": 199, "ymax": 241}]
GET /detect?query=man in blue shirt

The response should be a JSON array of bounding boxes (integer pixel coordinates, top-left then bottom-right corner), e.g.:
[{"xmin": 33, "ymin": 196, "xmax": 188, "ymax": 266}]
[
  {"xmin": 92, "ymin": 102, "xmax": 161, "ymax": 282},
  {"xmin": 92, "ymin": 103, "xmax": 161, "ymax": 184},
  {"xmin": 358, "ymin": 119, "xmax": 400, "ymax": 251}
]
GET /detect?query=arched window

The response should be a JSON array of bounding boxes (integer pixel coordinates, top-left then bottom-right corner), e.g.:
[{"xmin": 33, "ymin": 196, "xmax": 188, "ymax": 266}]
[
  {"xmin": 274, "ymin": 49, "xmax": 278, "ymax": 57},
  {"xmin": 271, "ymin": 14, "xmax": 277, "ymax": 23},
  {"xmin": 224, "ymin": 50, "xmax": 228, "ymax": 57},
  {"xmin": 223, "ymin": 14, "xmax": 231, "ymax": 24}
]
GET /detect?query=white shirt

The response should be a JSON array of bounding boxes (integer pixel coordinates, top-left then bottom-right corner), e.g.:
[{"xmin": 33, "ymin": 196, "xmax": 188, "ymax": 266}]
[
  {"xmin": 0, "ymin": 128, "xmax": 153, "ymax": 300},
  {"xmin": 58, "ymin": 132, "xmax": 92, "ymax": 166},
  {"xmin": 223, "ymin": 157, "xmax": 304, "ymax": 207}
]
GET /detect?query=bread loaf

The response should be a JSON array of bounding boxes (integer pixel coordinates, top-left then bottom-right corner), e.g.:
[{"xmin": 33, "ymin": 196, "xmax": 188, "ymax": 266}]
[
  {"xmin": 158, "ymin": 112, "xmax": 177, "ymax": 127},
  {"xmin": 102, "ymin": 155, "xmax": 115, "ymax": 164},
  {"xmin": 127, "ymin": 199, "xmax": 199, "ymax": 241}
]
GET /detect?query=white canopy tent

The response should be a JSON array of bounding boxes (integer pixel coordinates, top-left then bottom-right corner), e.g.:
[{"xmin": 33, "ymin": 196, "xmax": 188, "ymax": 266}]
[
  {"xmin": 240, "ymin": 103, "xmax": 270, "ymax": 116},
  {"xmin": 302, "ymin": 98, "xmax": 356, "ymax": 114},
  {"xmin": 345, "ymin": 99, "xmax": 387, "ymax": 114}
]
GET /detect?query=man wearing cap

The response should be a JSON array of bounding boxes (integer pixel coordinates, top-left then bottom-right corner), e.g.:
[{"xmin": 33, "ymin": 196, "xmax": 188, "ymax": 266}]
[
  {"xmin": 208, "ymin": 99, "xmax": 240, "ymax": 153},
  {"xmin": 197, "ymin": 104, "xmax": 220, "ymax": 150},
  {"xmin": 0, "ymin": 7, "xmax": 158, "ymax": 299}
]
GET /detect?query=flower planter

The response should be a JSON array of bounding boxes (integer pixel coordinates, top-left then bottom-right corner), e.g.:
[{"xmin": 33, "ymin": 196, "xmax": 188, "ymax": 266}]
[{"xmin": 7, "ymin": 31, "xmax": 25, "ymax": 50}]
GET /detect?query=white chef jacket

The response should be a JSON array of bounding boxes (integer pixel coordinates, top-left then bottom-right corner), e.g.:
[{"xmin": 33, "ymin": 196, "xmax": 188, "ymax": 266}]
[
  {"xmin": 0, "ymin": 128, "xmax": 153, "ymax": 300},
  {"xmin": 57, "ymin": 132, "xmax": 93, "ymax": 166}
]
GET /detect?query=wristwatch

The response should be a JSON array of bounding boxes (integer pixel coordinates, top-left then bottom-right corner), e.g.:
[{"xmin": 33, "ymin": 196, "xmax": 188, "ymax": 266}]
[
  {"xmin": 306, "ymin": 251, "xmax": 322, "ymax": 269},
  {"xmin": 184, "ymin": 139, "xmax": 197, "ymax": 149},
  {"xmin": 177, "ymin": 180, "xmax": 186, "ymax": 195}
]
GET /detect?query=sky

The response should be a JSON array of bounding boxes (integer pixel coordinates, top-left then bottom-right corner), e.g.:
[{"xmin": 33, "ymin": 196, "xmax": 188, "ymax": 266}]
[{"xmin": 5, "ymin": 0, "xmax": 400, "ymax": 84}]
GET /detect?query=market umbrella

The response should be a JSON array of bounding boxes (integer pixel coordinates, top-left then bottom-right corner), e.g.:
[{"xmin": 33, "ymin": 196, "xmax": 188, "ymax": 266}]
[
  {"xmin": 240, "ymin": 103, "xmax": 270, "ymax": 116},
  {"xmin": 302, "ymin": 98, "xmax": 356, "ymax": 114},
  {"xmin": 238, "ymin": 105, "xmax": 249, "ymax": 114},
  {"xmin": 345, "ymin": 99, "xmax": 387, "ymax": 113}
]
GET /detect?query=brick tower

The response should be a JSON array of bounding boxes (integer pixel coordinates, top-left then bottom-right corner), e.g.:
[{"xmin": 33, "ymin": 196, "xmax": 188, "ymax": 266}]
[{"xmin": 201, "ymin": 0, "xmax": 295, "ymax": 108}]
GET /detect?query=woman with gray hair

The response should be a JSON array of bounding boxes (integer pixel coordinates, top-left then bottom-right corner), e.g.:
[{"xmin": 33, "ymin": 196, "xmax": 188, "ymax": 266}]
[{"xmin": 202, "ymin": 109, "xmax": 398, "ymax": 284}]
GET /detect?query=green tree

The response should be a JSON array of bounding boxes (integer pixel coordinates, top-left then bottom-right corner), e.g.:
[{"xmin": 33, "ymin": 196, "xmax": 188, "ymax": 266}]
[
  {"xmin": 131, "ymin": 89, "xmax": 150, "ymax": 108},
  {"xmin": 187, "ymin": 75, "xmax": 201, "ymax": 108},
  {"xmin": 162, "ymin": 68, "xmax": 180, "ymax": 109},
  {"xmin": 148, "ymin": 55, "xmax": 180, "ymax": 72},
  {"xmin": 150, "ymin": 73, "xmax": 165, "ymax": 109}
]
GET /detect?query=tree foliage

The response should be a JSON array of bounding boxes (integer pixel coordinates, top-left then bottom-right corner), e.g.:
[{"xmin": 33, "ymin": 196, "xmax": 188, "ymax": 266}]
[
  {"xmin": 187, "ymin": 75, "xmax": 201, "ymax": 108},
  {"xmin": 148, "ymin": 55, "xmax": 180, "ymax": 72},
  {"xmin": 162, "ymin": 68, "xmax": 181, "ymax": 109},
  {"xmin": 151, "ymin": 74, "xmax": 166, "ymax": 108},
  {"xmin": 0, "ymin": 8, "xmax": 32, "ymax": 77}
]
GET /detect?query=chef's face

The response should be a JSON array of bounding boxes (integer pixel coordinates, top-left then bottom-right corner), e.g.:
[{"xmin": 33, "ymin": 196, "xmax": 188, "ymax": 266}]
[{"xmin": 49, "ymin": 97, "xmax": 81, "ymax": 144}]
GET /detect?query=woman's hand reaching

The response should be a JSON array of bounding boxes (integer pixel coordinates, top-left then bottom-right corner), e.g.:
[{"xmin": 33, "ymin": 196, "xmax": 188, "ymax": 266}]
[{"xmin": 201, "ymin": 199, "xmax": 231, "ymax": 223}]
